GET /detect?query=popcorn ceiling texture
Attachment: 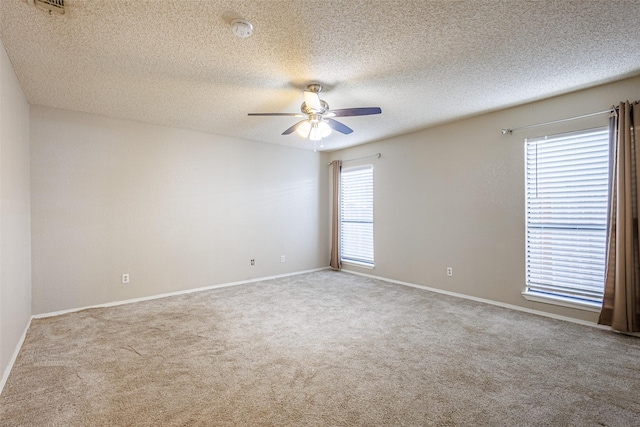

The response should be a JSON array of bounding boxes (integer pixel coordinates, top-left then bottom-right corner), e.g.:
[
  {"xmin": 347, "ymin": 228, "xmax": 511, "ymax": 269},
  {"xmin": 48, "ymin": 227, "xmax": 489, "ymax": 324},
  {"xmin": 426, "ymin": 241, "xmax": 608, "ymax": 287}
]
[{"xmin": 0, "ymin": 0, "xmax": 639, "ymax": 151}]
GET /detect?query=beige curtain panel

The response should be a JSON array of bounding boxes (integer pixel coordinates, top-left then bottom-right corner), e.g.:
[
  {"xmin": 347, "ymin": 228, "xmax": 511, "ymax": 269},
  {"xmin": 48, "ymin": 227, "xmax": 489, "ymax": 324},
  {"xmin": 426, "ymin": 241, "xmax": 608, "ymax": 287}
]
[
  {"xmin": 330, "ymin": 160, "xmax": 342, "ymax": 270},
  {"xmin": 599, "ymin": 100, "xmax": 640, "ymax": 333}
]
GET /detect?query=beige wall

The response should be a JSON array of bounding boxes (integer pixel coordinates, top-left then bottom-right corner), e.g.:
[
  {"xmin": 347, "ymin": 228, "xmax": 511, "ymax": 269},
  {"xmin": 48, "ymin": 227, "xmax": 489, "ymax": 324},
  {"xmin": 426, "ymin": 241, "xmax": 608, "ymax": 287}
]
[
  {"xmin": 0, "ymin": 39, "xmax": 31, "ymax": 374},
  {"xmin": 30, "ymin": 107, "xmax": 329, "ymax": 314},
  {"xmin": 14, "ymin": 55, "xmax": 640, "ymax": 337},
  {"xmin": 332, "ymin": 75, "xmax": 640, "ymax": 323}
]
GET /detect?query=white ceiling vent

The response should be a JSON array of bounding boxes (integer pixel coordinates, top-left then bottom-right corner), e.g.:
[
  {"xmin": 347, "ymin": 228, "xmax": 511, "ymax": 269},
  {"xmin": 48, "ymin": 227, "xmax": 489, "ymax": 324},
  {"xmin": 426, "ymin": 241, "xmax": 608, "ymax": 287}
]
[{"xmin": 27, "ymin": 0, "xmax": 65, "ymax": 15}]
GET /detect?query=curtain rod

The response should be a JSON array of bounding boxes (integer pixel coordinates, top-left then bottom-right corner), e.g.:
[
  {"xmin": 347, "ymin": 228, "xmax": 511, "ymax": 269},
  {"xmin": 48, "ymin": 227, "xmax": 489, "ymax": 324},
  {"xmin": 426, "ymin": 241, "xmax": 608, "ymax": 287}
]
[
  {"xmin": 501, "ymin": 109, "xmax": 614, "ymax": 135},
  {"xmin": 328, "ymin": 153, "xmax": 381, "ymax": 166}
]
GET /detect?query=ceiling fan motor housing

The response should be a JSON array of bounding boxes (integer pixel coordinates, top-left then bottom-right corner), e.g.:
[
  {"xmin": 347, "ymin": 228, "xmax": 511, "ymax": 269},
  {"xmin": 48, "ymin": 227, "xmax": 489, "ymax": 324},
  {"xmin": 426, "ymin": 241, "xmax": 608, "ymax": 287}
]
[{"xmin": 301, "ymin": 100, "xmax": 329, "ymax": 116}]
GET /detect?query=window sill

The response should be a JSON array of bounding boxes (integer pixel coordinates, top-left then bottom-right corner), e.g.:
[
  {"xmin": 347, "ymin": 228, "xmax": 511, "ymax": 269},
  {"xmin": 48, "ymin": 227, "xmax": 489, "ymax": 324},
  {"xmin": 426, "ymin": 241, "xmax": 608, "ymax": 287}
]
[
  {"xmin": 341, "ymin": 260, "xmax": 375, "ymax": 270},
  {"xmin": 522, "ymin": 291, "xmax": 602, "ymax": 313}
]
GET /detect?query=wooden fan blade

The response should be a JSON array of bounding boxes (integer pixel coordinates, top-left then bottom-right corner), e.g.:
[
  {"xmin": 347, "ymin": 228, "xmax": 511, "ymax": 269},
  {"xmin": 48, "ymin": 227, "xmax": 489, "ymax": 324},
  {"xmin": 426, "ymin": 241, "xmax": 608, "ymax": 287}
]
[
  {"xmin": 327, "ymin": 107, "xmax": 382, "ymax": 117},
  {"xmin": 326, "ymin": 118, "xmax": 353, "ymax": 135},
  {"xmin": 282, "ymin": 120, "xmax": 308, "ymax": 135},
  {"xmin": 248, "ymin": 113, "xmax": 305, "ymax": 117}
]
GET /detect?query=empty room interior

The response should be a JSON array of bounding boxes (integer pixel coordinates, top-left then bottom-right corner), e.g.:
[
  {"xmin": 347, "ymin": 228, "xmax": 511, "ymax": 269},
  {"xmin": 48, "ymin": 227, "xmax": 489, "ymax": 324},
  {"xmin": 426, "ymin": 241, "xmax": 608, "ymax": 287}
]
[{"xmin": 1, "ymin": 1, "xmax": 640, "ymax": 425}]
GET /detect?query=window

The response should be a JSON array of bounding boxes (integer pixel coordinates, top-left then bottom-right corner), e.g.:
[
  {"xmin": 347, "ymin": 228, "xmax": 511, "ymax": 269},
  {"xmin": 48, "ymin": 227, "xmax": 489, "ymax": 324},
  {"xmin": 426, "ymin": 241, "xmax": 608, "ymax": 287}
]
[
  {"xmin": 340, "ymin": 165, "xmax": 374, "ymax": 266},
  {"xmin": 524, "ymin": 127, "xmax": 610, "ymax": 309}
]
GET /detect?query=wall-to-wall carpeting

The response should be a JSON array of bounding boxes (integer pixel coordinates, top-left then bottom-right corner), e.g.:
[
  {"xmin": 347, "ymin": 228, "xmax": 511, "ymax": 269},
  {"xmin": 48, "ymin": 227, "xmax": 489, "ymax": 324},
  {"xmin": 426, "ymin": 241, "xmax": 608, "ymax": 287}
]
[{"xmin": 1, "ymin": 271, "xmax": 638, "ymax": 426}]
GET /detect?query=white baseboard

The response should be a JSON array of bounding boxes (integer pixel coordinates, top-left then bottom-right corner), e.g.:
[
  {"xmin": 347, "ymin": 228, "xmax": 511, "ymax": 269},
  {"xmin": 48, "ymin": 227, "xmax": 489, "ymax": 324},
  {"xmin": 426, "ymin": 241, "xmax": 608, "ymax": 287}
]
[
  {"xmin": 33, "ymin": 267, "xmax": 330, "ymax": 319},
  {"xmin": 0, "ymin": 317, "xmax": 32, "ymax": 395},
  {"xmin": 341, "ymin": 269, "xmax": 612, "ymax": 330},
  {"xmin": 2, "ymin": 266, "xmax": 636, "ymax": 397}
]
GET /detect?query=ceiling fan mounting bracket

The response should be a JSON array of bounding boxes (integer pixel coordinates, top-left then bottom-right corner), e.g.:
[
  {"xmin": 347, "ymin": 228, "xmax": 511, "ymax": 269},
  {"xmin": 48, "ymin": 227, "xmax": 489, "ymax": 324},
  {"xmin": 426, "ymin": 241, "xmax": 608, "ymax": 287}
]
[{"xmin": 306, "ymin": 83, "xmax": 323, "ymax": 94}]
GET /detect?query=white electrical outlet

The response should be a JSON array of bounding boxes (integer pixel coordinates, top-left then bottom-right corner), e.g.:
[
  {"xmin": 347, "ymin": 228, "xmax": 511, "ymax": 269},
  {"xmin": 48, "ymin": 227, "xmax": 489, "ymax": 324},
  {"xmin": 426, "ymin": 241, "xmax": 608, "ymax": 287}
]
[
  {"xmin": 281, "ymin": 255, "xmax": 285, "ymax": 263},
  {"xmin": 122, "ymin": 273, "xmax": 130, "ymax": 284},
  {"xmin": 446, "ymin": 267, "xmax": 453, "ymax": 277}
]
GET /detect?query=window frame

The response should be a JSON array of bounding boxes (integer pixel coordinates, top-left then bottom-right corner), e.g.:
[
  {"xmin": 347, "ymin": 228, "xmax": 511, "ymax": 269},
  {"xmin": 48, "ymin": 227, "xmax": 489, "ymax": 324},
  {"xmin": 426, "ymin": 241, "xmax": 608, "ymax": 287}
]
[
  {"xmin": 522, "ymin": 126, "xmax": 610, "ymax": 311},
  {"xmin": 340, "ymin": 165, "xmax": 374, "ymax": 268}
]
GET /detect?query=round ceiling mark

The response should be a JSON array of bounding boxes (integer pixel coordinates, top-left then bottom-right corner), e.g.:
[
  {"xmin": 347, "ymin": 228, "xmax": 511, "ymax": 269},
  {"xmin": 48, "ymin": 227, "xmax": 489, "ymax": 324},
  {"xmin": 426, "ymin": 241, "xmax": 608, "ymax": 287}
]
[{"xmin": 231, "ymin": 19, "xmax": 253, "ymax": 38}]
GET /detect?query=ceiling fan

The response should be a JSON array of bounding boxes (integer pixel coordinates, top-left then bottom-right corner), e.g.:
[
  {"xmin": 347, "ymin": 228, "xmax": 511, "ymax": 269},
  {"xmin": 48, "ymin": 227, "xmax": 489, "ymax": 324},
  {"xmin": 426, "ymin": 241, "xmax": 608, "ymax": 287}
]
[{"xmin": 248, "ymin": 84, "xmax": 381, "ymax": 148}]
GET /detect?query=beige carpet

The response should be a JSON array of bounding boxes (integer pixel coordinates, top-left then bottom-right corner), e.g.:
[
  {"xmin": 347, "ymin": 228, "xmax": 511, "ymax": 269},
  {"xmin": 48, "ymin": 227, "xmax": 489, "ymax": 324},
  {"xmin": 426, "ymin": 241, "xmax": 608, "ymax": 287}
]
[{"xmin": 1, "ymin": 270, "xmax": 639, "ymax": 426}]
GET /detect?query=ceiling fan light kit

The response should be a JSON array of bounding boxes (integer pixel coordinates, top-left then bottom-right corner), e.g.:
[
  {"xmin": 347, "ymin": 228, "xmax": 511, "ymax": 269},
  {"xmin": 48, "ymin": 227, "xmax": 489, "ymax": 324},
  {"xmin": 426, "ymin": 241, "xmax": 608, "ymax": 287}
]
[
  {"xmin": 248, "ymin": 84, "xmax": 381, "ymax": 149},
  {"xmin": 297, "ymin": 120, "xmax": 332, "ymax": 140}
]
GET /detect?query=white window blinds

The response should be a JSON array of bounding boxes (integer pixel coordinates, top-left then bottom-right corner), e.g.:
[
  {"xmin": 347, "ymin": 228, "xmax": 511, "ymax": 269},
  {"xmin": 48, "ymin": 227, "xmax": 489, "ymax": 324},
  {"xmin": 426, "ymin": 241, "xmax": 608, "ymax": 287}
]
[
  {"xmin": 525, "ymin": 127, "xmax": 610, "ymax": 306},
  {"xmin": 340, "ymin": 166, "xmax": 374, "ymax": 265}
]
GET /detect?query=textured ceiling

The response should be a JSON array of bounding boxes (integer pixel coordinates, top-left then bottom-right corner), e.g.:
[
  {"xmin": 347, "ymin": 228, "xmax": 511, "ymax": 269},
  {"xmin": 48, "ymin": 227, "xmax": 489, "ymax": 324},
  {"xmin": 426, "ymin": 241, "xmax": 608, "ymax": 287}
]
[{"xmin": 1, "ymin": 1, "xmax": 639, "ymax": 151}]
